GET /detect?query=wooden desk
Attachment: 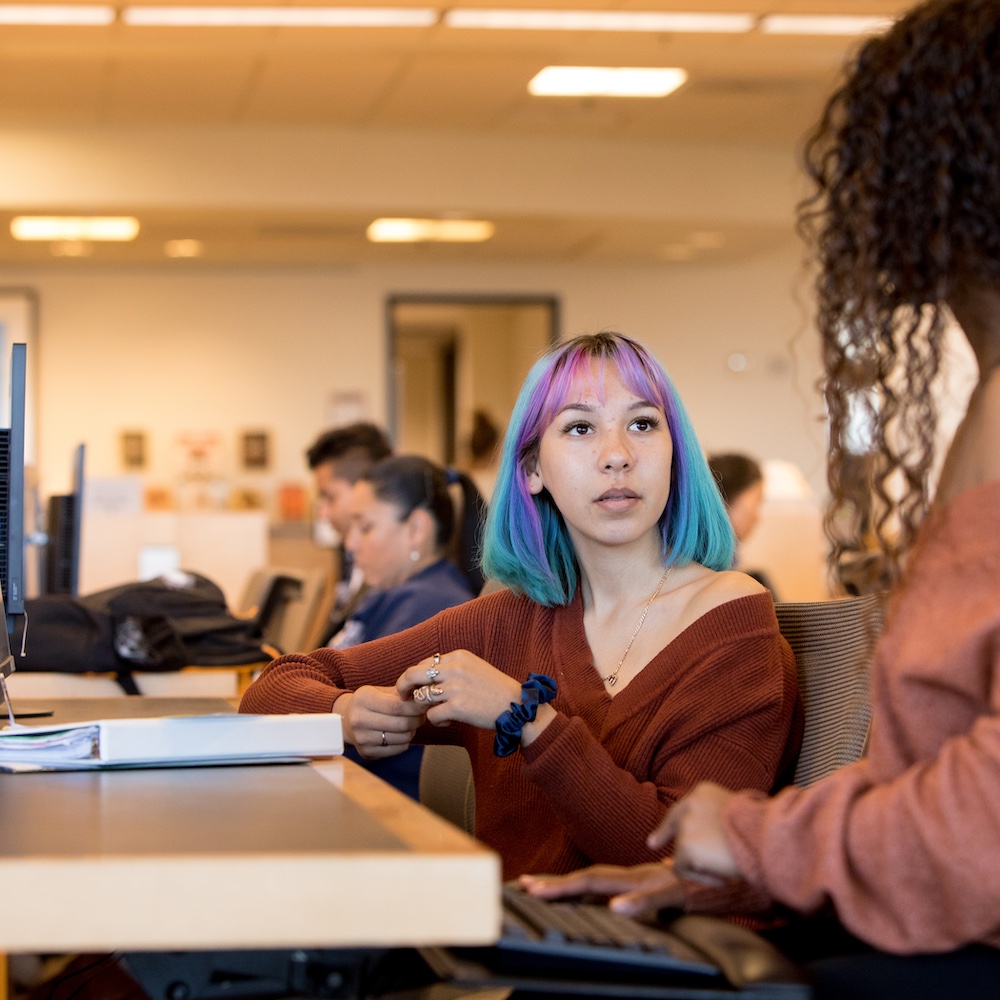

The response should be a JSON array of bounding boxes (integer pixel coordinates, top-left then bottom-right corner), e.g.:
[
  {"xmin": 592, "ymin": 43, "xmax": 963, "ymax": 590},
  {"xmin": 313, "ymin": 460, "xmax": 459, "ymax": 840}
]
[{"xmin": 0, "ymin": 698, "xmax": 501, "ymax": 955}]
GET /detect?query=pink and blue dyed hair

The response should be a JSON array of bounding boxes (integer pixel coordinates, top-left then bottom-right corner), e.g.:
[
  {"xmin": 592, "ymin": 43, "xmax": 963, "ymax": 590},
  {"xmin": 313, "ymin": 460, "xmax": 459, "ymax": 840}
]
[{"xmin": 482, "ymin": 331, "xmax": 734, "ymax": 606}]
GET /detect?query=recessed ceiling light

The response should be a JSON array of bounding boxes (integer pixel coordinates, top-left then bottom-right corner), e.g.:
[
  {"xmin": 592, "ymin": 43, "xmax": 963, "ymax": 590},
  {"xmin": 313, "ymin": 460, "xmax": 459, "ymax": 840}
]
[
  {"xmin": 444, "ymin": 9, "xmax": 754, "ymax": 33},
  {"xmin": 11, "ymin": 216, "xmax": 140, "ymax": 241},
  {"xmin": 164, "ymin": 239, "xmax": 204, "ymax": 258},
  {"xmin": 529, "ymin": 66, "xmax": 687, "ymax": 98},
  {"xmin": 122, "ymin": 6, "xmax": 438, "ymax": 27},
  {"xmin": 0, "ymin": 5, "xmax": 114, "ymax": 24},
  {"xmin": 367, "ymin": 218, "xmax": 495, "ymax": 243},
  {"xmin": 759, "ymin": 15, "xmax": 894, "ymax": 36}
]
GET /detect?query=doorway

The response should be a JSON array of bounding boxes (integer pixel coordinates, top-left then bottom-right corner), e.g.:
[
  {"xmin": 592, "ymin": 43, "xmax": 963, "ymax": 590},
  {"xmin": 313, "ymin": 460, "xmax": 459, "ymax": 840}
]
[{"xmin": 387, "ymin": 295, "xmax": 559, "ymax": 479}]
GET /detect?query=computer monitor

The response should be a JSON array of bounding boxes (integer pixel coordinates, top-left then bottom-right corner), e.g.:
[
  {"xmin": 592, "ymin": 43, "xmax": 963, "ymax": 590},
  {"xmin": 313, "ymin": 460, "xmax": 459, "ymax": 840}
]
[
  {"xmin": 0, "ymin": 342, "xmax": 26, "ymax": 637},
  {"xmin": 44, "ymin": 443, "xmax": 85, "ymax": 597}
]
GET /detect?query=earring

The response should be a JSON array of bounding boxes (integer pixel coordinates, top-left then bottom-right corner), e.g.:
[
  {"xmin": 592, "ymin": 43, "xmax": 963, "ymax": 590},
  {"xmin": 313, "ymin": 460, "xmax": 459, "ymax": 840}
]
[{"xmin": 410, "ymin": 551, "xmax": 419, "ymax": 562}]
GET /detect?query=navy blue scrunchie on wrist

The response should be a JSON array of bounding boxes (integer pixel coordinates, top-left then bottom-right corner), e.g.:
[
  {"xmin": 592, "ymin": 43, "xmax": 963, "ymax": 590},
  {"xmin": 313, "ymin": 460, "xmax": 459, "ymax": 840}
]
[{"xmin": 494, "ymin": 673, "xmax": 558, "ymax": 757}]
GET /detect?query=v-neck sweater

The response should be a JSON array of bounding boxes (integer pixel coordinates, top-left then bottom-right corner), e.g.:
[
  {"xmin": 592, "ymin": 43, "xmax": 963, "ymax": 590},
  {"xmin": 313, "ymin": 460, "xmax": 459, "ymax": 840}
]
[
  {"xmin": 241, "ymin": 587, "xmax": 801, "ymax": 880},
  {"xmin": 723, "ymin": 479, "xmax": 1000, "ymax": 953}
]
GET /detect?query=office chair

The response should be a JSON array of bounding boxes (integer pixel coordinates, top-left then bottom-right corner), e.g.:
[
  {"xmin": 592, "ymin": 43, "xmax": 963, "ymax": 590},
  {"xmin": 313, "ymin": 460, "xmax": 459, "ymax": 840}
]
[
  {"xmin": 775, "ymin": 594, "xmax": 886, "ymax": 788},
  {"xmin": 240, "ymin": 565, "xmax": 333, "ymax": 654},
  {"xmin": 418, "ymin": 745, "xmax": 476, "ymax": 835}
]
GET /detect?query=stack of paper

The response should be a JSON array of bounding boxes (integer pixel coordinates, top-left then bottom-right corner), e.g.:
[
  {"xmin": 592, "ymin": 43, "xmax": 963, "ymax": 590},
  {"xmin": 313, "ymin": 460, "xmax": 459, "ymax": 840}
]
[{"xmin": 0, "ymin": 713, "xmax": 344, "ymax": 772}]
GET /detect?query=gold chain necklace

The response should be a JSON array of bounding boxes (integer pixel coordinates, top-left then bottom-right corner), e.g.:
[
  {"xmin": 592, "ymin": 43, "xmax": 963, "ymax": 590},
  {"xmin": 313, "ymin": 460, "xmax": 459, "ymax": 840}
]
[{"xmin": 604, "ymin": 566, "xmax": 672, "ymax": 687}]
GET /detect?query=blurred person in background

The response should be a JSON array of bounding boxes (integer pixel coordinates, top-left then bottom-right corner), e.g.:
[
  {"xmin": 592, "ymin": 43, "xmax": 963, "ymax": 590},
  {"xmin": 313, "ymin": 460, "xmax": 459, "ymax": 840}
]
[
  {"xmin": 305, "ymin": 422, "xmax": 392, "ymax": 646},
  {"xmin": 707, "ymin": 452, "xmax": 778, "ymax": 596},
  {"xmin": 330, "ymin": 454, "xmax": 481, "ymax": 798}
]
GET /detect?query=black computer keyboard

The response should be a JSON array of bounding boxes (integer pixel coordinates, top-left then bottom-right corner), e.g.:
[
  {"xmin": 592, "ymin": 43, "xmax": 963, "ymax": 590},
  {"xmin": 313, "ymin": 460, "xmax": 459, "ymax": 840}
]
[
  {"xmin": 421, "ymin": 884, "xmax": 811, "ymax": 997},
  {"xmin": 496, "ymin": 882, "xmax": 726, "ymax": 981}
]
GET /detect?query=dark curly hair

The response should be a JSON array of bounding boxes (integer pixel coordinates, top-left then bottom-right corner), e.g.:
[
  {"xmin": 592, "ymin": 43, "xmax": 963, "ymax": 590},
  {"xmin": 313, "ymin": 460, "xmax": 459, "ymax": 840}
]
[{"xmin": 799, "ymin": 0, "xmax": 1000, "ymax": 590}]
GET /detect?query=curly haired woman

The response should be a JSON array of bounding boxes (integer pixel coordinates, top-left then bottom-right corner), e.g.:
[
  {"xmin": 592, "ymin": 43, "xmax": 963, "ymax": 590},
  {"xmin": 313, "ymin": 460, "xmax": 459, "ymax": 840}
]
[{"xmin": 524, "ymin": 1, "xmax": 1000, "ymax": 994}]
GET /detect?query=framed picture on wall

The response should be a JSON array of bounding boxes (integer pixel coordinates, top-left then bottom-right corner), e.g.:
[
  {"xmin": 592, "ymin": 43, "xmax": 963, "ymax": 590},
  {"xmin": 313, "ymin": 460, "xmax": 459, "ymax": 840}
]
[
  {"xmin": 241, "ymin": 431, "xmax": 270, "ymax": 470},
  {"xmin": 121, "ymin": 430, "xmax": 147, "ymax": 470}
]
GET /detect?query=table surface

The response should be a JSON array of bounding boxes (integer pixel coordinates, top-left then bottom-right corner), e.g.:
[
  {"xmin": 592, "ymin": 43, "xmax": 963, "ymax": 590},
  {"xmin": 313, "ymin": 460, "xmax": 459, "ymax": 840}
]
[{"xmin": 0, "ymin": 697, "xmax": 501, "ymax": 954}]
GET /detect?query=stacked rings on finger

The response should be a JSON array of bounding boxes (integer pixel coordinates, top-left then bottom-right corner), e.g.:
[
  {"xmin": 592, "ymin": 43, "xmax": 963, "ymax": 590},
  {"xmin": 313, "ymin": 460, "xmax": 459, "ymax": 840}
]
[
  {"xmin": 427, "ymin": 652, "xmax": 441, "ymax": 681},
  {"xmin": 413, "ymin": 683, "xmax": 444, "ymax": 703}
]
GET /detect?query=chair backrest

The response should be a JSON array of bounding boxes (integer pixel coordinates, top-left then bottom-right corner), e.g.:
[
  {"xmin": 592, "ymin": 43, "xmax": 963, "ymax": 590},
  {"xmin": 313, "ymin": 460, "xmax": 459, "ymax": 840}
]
[
  {"xmin": 237, "ymin": 566, "xmax": 328, "ymax": 653},
  {"xmin": 419, "ymin": 744, "xmax": 476, "ymax": 834},
  {"xmin": 775, "ymin": 594, "xmax": 886, "ymax": 788}
]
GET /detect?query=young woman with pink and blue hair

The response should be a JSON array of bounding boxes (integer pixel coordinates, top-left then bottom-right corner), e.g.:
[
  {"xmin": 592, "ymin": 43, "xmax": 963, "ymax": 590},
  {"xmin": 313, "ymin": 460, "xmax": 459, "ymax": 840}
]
[
  {"xmin": 242, "ymin": 331, "xmax": 802, "ymax": 879},
  {"xmin": 483, "ymin": 330, "xmax": 736, "ymax": 606}
]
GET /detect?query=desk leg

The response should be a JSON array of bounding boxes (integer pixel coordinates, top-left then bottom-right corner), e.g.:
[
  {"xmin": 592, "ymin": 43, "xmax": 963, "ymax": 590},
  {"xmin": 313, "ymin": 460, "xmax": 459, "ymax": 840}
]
[{"xmin": 0, "ymin": 951, "xmax": 8, "ymax": 1000}]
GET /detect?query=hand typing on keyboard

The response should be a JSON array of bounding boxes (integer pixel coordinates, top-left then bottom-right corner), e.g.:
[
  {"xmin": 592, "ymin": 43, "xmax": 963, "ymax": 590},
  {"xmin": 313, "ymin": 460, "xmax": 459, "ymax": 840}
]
[
  {"xmin": 519, "ymin": 861, "xmax": 686, "ymax": 919},
  {"xmin": 424, "ymin": 882, "xmax": 810, "ymax": 996},
  {"xmin": 498, "ymin": 881, "xmax": 720, "ymax": 979}
]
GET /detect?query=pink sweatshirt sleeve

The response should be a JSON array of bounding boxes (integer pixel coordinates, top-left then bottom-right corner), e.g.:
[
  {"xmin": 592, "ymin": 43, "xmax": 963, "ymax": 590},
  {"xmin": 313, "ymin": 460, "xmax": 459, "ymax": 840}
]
[{"xmin": 725, "ymin": 709, "xmax": 1000, "ymax": 953}]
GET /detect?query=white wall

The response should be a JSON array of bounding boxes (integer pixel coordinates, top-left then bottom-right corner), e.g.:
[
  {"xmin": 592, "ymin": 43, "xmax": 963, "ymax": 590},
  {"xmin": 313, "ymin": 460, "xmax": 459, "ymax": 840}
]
[{"xmin": 5, "ymin": 237, "xmax": 824, "ymax": 504}]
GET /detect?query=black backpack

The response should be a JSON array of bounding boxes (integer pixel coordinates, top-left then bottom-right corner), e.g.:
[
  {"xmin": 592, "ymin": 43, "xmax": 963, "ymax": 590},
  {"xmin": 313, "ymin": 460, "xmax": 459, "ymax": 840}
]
[{"xmin": 12, "ymin": 572, "xmax": 272, "ymax": 694}]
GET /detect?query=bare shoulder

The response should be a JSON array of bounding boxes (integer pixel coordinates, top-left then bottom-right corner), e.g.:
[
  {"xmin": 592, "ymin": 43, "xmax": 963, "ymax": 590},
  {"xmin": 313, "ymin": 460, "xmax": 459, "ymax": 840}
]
[
  {"xmin": 698, "ymin": 568, "xmax": 768, "ymax": 605},
  {"xmin": 673, "ymin": 564, "xmax": 767, "ymax": 620}
]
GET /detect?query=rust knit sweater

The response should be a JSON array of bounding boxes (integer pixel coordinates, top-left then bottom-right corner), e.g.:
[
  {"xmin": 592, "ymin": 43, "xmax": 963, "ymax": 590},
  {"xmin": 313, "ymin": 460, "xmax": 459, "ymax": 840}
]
[
  {"xmin": 241, "ymin": 588, "xmax": 801, "ymax": 880},
  {"xmin": 724, "ymin": 479, "xmax": 1000, "ymax": 954}
]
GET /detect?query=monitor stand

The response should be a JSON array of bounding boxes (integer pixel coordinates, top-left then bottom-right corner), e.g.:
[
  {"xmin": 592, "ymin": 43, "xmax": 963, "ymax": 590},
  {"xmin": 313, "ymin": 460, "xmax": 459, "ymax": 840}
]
[{"xmin": 0, "ymin": 591, "xmax": 53, "ymax": 725}]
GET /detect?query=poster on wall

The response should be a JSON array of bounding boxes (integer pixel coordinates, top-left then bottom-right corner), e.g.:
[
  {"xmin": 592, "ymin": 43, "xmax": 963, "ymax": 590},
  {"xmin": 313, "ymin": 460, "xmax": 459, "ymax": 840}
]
[
  {"xmin": 240, "ymin": 430, "xmax": 270, "ymax": 470},
  {"xmin": 121, "ymin": 430, "xmax": 147, "ymax": 470}
]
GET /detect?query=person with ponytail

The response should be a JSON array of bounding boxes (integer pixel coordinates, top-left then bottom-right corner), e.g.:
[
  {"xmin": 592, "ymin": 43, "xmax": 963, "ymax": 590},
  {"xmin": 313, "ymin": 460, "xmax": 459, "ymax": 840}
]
[{"xmin": 326, "ymin": 454, "xmax": 481, "ymax": 799}]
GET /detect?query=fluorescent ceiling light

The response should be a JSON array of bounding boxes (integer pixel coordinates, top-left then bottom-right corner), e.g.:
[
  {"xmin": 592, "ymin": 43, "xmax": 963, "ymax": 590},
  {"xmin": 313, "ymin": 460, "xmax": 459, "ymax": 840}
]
[
  {"xmin": 529, "ymin": 66, "xmax": 687, "ymax": 98},
  {"xmin": 445, "ymin": 9, "xmax": 754, "ymax": 32},
  {"xmin": 760, "ymin": 15, "xmax": 894, "ymax": 36},
  {"xmin": 0, "ymin": 5, "xmax": 114, "ymax": 24},
  {"xmin": 367, "ymin": 218, "xmax": 495, "ymax": 243},
  {"xmin": 11, "ymin": 216, "xmax": 140, "ymax": 241},
  {"xmin": 123, "ymin": 6, "xmax": 438, "ymax": 27}
]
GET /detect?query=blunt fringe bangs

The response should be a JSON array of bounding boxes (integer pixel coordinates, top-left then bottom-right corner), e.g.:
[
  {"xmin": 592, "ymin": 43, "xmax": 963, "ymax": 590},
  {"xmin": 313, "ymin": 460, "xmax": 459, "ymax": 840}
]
[{"xmin": 482, "ymin": 332, "xmax": 733, "ymax": 605}]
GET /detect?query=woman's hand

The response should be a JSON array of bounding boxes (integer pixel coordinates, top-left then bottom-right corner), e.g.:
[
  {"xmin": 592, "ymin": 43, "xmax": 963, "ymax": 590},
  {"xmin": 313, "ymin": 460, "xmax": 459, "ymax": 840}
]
[
  {"xmin": 333, "ymin": 686, "xmax": 426, "ymax": 758},
  {"xmin": 650, "ymin": 781, "xmax": 743, "ymax": 885},
  {"xmin": 519, "ymin": 862, "xmax": 686, "ymax": 919},
  {"xmin": 396, "ymin": 651, "xmax": 525, "ymax": 730}
]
